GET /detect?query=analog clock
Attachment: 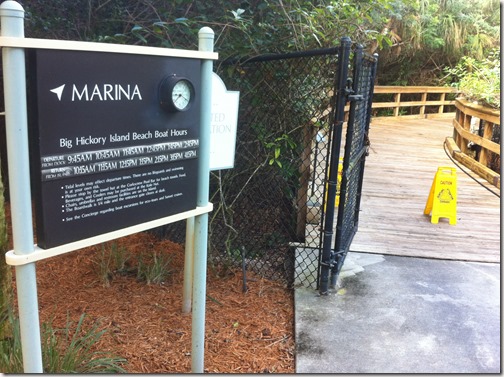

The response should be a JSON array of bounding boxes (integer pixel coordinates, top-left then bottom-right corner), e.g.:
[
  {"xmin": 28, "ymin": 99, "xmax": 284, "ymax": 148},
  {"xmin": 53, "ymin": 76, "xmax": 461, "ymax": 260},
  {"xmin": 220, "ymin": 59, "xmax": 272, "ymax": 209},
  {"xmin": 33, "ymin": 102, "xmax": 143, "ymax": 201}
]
[{"xmin": 159, "ymin": 75, "xmax": 195, "ymax": 112}]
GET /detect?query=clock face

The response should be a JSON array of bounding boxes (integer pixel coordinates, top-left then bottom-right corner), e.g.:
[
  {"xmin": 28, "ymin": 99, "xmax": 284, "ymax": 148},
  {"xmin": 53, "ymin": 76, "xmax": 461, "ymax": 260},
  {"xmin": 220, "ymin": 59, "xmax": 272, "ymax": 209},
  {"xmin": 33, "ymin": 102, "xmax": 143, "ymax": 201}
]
[
  {"xmin": 172, "ymin": 79, "xmax": 193, "ymax": 111},
  {"xmin": 159, "ymin": 76, "xmax": 195, "ymax": 113}
]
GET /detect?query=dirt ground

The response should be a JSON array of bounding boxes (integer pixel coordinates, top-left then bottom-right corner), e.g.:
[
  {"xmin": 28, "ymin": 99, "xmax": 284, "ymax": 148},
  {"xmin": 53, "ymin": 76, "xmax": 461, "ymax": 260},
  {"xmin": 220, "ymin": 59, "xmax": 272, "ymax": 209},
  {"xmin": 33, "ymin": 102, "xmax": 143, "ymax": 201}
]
[{"xmin": 13, "ymin": 230, "xmax": 295, "ymax": 373}]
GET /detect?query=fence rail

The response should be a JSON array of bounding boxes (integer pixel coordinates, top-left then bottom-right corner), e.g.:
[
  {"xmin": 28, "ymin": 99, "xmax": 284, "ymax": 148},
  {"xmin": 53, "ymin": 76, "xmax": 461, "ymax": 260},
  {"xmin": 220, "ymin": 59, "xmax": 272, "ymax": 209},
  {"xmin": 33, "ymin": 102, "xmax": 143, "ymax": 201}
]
[
  {"xmin": 446, "ymin": 98, "xmax": 500, "ymax": 188},
  {"xmin": 367, "ymin": 86, "xmax": 459, "ymax": 119}
]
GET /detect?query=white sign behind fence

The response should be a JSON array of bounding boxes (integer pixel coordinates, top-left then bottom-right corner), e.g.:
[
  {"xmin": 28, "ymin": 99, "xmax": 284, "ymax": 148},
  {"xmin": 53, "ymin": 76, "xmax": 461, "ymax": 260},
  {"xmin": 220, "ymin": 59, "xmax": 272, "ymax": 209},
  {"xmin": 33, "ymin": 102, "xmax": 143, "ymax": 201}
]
[{"xmin": 209, "ymin": 73, "xmax": 239, "ymax": 170}]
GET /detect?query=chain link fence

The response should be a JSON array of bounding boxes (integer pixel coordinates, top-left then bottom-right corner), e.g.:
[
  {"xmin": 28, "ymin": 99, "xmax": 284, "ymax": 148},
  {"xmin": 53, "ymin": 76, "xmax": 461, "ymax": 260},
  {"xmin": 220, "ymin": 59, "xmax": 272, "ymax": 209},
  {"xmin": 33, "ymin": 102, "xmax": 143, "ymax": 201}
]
[
  {"xmin": 213, "ymin": 49, "xmax": 340, "ymax": 287},
  {"xmin": 156, "ymin": 47, "xmax": 340, "ymax": 287},
  {"xmin": 157, "ymin": 40, "xmax": 378, "ymax": 290}
]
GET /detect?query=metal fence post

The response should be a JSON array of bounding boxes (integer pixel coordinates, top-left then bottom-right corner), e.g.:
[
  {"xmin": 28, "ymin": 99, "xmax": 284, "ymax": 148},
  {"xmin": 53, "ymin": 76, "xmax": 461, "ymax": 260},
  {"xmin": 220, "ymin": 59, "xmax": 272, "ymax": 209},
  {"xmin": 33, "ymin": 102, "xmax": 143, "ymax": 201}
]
[
  {"xmin": 191, "ymin": 26, "xmax": 214, "ymax": 373},
  {"xmin": 330, "ymin": 44, "xmax": 363, "ymax": 287},
  {"xmin": 319, "ymin": 37, "xmax": 352, "ymax": 295},
  {"xmin": 0, "ymin": 0, "xmax": 43, "ymax": 372}
]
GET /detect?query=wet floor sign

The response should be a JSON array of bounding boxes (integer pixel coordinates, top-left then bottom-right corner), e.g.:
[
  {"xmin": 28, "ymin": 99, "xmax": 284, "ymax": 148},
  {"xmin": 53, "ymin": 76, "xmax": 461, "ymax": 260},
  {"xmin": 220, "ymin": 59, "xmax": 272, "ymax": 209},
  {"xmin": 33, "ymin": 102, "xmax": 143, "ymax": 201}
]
[{"xmin": 424, "ymin": 167, "xmax": 457, "ymax": 225}]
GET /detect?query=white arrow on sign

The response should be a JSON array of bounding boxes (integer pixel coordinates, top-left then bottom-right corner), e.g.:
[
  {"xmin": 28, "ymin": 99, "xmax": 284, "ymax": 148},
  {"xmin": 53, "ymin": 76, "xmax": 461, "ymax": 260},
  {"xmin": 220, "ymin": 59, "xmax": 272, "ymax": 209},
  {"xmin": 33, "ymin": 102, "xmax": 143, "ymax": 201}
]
[{"xmin": 50, "ymin": 84, "xmax": 66, "ymax": 101}]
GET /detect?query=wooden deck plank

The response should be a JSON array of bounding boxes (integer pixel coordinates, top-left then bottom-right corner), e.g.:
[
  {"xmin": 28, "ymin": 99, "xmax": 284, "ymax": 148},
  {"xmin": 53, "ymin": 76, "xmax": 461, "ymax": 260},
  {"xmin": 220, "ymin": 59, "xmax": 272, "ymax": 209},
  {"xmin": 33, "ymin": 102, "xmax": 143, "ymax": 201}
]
[{"xmin": 350, "ymin": 118, "xmax": 501, "ymax": 263}]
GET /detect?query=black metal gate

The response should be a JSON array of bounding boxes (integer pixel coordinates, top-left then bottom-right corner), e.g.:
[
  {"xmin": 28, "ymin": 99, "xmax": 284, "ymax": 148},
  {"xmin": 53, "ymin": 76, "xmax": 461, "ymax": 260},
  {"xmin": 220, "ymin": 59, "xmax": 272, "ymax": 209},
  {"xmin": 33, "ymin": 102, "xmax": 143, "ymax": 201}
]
[
  {"xmin": 318, "ymin": 39, "xmax": 378, "ymax": 294},
  {"xmin": 156, "ymin": 38, "xmax": 377, "ymax": 289}
]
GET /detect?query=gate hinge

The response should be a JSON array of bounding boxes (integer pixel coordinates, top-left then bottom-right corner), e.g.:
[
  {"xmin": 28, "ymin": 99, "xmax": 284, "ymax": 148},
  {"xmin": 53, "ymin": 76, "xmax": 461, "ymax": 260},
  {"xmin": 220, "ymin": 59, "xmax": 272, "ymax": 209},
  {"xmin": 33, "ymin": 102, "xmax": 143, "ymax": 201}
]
[
  {"xmin": 320, "ymin": 251, "xmax": 337, "ymax": 268},
  {"xmin": 320, "ymin": 260, "xmax": 334, "ymax": 268}
]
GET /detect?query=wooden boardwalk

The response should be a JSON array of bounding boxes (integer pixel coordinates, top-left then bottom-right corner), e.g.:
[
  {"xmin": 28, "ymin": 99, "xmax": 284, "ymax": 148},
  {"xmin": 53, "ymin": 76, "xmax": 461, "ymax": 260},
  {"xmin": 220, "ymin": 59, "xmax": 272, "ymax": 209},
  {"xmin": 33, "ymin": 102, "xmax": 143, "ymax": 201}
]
[{"xmin": 350, "ymin": 117, "xmax": 501, "ymax": 263}]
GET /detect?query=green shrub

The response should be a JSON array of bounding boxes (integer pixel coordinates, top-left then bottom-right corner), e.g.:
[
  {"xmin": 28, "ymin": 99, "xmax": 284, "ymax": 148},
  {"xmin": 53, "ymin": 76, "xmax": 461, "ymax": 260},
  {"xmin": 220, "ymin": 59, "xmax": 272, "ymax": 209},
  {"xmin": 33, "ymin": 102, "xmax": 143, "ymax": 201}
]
[{"xmin": 443, "ymin": 49, "xmax": 500, "ymax": 109}]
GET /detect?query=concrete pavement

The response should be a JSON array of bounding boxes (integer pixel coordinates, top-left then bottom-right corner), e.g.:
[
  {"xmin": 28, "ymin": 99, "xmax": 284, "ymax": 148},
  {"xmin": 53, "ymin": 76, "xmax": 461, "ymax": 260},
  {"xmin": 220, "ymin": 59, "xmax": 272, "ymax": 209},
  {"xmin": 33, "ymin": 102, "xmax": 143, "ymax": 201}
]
[{"xmin": 295, "ymin": 252, "xmax": 501, "ymax": 373}]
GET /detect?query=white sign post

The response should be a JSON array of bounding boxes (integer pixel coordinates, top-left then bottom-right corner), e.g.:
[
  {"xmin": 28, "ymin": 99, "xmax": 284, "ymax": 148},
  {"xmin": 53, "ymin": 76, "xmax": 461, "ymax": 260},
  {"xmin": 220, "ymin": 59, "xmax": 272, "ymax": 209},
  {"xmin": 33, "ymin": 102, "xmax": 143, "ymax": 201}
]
[
  {"xmin": 1, "ymin": 1, "xmax": 43, "ymax": 372},
  {"xmin": 191, "ymin": 27, "xmax": 214, "ymax": 373},
  {"xmin": 182, "ymin": 75, "xmax": 239, "ymax": 315}
]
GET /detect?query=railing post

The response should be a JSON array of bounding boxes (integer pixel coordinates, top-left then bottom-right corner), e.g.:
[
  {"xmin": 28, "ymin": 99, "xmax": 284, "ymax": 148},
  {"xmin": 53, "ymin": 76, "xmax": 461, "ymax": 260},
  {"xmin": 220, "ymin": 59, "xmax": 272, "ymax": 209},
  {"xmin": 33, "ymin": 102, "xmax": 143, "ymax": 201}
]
[
  {"xmin": 454, "ymin": 105, "xmax": 462, "ymax": 145},
  {"xmin": 479, "ymin": 120, "xmax": 494, "ymax": 167},
  {"xmin": 439, "ymin": 92, "xmax": 446, "ymax": 114},
  {"xmin": 420, "ymin": 91, "xmax": 427, "ymax": 116},
  {"xmin": 461, "ymin": 113, "xmax": 472, "ymax": 154},
  {"xmin": 393, "ymin": 92, "xmax": 400, "ymax": 117}
]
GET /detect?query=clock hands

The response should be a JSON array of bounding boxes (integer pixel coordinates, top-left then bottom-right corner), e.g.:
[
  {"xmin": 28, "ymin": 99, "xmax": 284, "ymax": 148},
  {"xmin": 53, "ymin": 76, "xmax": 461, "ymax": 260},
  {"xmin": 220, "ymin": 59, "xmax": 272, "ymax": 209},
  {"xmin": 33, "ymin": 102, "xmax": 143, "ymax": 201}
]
[
  {"xmin": 159, "ymin": 76, "xmax": 194, "ymax": 112},
  {"xmin": 174, "ymin": 93, "xmax": 189, "ymax": 103}
]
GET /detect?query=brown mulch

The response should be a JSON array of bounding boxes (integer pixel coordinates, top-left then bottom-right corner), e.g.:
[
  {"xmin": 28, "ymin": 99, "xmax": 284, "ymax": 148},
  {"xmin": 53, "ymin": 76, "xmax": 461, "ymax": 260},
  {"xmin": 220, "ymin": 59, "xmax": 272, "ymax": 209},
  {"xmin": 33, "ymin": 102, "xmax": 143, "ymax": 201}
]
[{"xmin": 12, "ymin": 230, "xmax": 295, "ymax": 373}]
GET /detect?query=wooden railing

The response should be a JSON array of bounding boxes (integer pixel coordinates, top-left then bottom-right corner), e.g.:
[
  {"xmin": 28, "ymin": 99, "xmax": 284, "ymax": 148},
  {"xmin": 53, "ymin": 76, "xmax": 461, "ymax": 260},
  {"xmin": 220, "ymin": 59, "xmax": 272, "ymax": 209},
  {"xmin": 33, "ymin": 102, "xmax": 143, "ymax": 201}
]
[
  {"xmin": 322, "ymin": 86, "xmax": 459, "ymax": 121},
  {"xmin": 446, "ymin": 98, "xmax": 500, "ymax": 188},
  {"xmin": 370, "ymin": 86, "xmax": 459, "ymax": 119}
]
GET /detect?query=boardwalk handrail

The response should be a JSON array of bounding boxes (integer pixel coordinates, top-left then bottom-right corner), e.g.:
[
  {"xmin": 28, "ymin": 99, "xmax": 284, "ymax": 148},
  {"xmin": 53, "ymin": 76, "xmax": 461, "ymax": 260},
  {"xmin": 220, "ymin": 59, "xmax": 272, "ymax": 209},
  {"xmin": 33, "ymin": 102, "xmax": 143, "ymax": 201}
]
[
  {"xmin": 326, "ymin": 86, "xmax": 458, "ymax": 121},
  {"xmin": 446, "ymin": 98, "xmax": 500, "ymax": 188},
  {"xmin": 370, "ymin": 86, "xmax": 459, "ymax": 119}
]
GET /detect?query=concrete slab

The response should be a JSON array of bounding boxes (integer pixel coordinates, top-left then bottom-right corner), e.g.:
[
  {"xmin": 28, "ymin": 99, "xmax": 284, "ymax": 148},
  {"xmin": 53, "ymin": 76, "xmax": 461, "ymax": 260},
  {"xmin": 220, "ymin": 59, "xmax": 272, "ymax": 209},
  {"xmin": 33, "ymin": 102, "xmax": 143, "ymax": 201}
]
[{"xmin": 295, "ymin": 252, "xmax": 501, "ymax": 373}]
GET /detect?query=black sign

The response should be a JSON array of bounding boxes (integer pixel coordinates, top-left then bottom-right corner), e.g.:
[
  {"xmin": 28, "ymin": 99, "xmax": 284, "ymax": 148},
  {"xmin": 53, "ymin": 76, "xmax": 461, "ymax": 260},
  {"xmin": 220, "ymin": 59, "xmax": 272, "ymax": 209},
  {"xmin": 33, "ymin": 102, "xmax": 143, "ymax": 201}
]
[{"xmin": 28, "ymin": 49, "xmax": 201, "ymax": 248}]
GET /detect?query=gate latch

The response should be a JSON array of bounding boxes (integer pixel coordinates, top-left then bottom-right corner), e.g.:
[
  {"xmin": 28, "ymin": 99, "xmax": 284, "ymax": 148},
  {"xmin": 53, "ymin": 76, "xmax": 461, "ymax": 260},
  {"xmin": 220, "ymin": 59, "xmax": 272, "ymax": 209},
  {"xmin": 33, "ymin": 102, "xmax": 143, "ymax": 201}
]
[{"xmin": 348, "ymin": 94, "xmax": 364, "ymax": 101}]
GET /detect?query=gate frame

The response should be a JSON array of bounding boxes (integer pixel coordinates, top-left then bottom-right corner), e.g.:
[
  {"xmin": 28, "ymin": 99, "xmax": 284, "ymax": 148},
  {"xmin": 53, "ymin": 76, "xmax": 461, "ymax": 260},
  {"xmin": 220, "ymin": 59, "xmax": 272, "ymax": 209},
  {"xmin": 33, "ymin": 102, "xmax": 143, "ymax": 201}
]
[{"xmin": 319, "ymin": 41, "xmax": 378, "ymax": 294}]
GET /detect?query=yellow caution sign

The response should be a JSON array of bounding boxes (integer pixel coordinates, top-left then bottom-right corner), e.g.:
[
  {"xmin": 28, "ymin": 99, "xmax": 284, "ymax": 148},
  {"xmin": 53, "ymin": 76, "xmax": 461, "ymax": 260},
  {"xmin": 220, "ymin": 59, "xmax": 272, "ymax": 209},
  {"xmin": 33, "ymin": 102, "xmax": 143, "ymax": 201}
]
[{"xmin": 424, "ymin": 167, "xmax": 457, "ymax": 225}]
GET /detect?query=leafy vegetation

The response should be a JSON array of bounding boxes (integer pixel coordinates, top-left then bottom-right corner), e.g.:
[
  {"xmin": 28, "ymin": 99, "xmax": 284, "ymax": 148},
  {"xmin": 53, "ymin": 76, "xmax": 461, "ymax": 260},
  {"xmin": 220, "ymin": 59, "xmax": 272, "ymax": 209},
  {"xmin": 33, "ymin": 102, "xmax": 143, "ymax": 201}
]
[
  {"xmin": 93, "ymin": 242, "xmax": 173, "ymax": 286},
  {"xmin": 22, "ymin": 0, "xmax": 500, "ymax": 86},
  {"xmin": 93, "ymin": 243, "xmax": 133, "ymax": 286},
  {"xmin": 370, "ymin": 0, "xmax": 500, "ymax": 85},
  {"xmin": 443, "ymin": 49, "xmax": 500, "ymax": 109},
  {"xmin": 0, "ymin": 311, "xmax": 126, "ymax": 373},
  {"xmin": 0, "ymin": 168, "xmax": 10, "ymax": 342},
  {"xmin": 136, "ymin": 251, "xmax": 173, "ymax": 285},
  {"xmin": 41, "ymin": 313, "xmax": 126, "ymax": 373}
]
